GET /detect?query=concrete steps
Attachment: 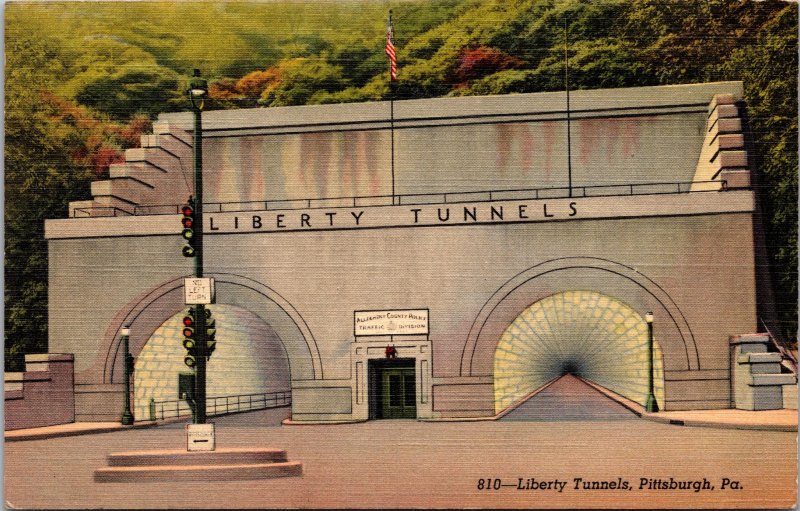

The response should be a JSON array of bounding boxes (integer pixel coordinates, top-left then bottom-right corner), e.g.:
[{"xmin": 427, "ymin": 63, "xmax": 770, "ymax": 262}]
[
  {"xmin": 107, "ymin": 447, "xmax": 288, "ymax": 466},
  {"xmin": 95, "ymin": 448, "xmax": 302, "ymax": 482}
]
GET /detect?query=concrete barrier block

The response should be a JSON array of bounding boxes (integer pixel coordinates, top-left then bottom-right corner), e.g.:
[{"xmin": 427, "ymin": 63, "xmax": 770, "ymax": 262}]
[
  {"xmin": 108, "ymin": 163, "xmax": 158, "ymax": 186},
  {"xmin": 750, "ymin": 386, "xmax": 783, "ymax": 410},
  {"xmin": 720, "ymin": 170, "xmax": 750, "ymax": 189},
  {"xmin": 716, "ymin": 133, "xmax": 745, "ymax": 150},
  {"xmin": 750, "ymin": 362, "xmax": 783, "ymax": 374},
  {"xmin": 716, "ymin": 118, "xmax": 742, "ymax": 134},
  {"xmin": 716, "ymin": 150, "xmax": 748, "ymax": 169},
  {"xmin": 715, "ymin": 104, "xmax": 739, "ymax": 119},
  {"xmin": 124, "ymin": 147, "xmax": 181, "ymax": 174},
  {"xmin": 730, "ymin": 334, "xmax": 770, "ymax": 345},
  {"xmin": 152, "ymin": 121, "xmax": 192, "ymax": 146},
  {"xmin": 91, "ymin": 178, "xmax": 154, "ymax": 206},
  {"xmin": 736, "ymin": 342, "xmax": 767, "ymax": 354},
  {"xmin": 750, "ymin": 374, "xmax": 797, "ymax": 386},
  {"xmin": 738, "ymin": 352, "xmax": 782, "ymax": 364}
]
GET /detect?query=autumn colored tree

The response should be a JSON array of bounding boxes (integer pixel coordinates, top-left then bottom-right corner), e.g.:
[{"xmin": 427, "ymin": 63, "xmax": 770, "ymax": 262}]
[{"xmin": 451, "ymin": 46, "xmax": 524, "ymax": 85}]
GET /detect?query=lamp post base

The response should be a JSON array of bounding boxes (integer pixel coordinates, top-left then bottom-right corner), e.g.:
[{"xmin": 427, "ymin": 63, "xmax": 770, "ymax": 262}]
[
  {"xmin": 121, "ymin": 411, "xmax": 134, "ymax": 426},
  {"xmin": 645, "ymin": 394, "xmax": 659, "ymax": 413}
]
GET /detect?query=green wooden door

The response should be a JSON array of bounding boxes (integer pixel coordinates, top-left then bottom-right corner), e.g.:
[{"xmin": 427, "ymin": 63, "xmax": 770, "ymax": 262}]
[{"xmin": 381, "ymin": 368, "xmax": 416, "ymax": 419}]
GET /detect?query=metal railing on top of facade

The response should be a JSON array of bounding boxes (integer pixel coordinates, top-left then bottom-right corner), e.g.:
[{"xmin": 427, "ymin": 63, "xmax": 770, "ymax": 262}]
[
  {"xmin": 72, "ymin": 179, "xmax": 729, "ymax": 218},
  {"xmin": 72, "ymin": 206, "xmax": 135, "ymax": 218},
  {"xmin": 145, "ymin": 390, "xmax": 290, "ymax": 421}
]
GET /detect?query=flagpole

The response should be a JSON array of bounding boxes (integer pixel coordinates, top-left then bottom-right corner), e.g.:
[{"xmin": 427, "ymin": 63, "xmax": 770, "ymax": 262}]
[
  {"xmin": 565, "ymin": 16, "xmax": 573, "ymax": 199},
  {"xmin": 390, "ymin": 81, "xmax": 395, "ymax": 205},
  {"xmin": 388, "ymin": 9, "xmax": 396, "ymax": 205}
]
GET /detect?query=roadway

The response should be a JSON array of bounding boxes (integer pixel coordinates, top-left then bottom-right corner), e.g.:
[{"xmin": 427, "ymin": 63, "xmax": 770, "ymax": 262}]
[
  {"xmin": 5, "ymin": 403, "xmax": 796, "ymax": 508},
  {"xmin": 500, "ymin": 374, "xmax": 638, "ymax": 421}
]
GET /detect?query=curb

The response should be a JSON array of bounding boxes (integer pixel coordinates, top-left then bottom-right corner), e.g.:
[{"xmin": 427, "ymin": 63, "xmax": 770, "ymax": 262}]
[
  {"xmin": 5, "ymin": 416, "xmax": 188, "ymax": 442},
  {"xmin": 282, "ymin": 418, "xmax": 366, "ymax": 426},
  {"xmin": 577, "ymin": 375, "xmax": 798, "ymax": 432},
  {"xmin": 639, "ymin": 413, "xmax": 798, "ymax": 432}
]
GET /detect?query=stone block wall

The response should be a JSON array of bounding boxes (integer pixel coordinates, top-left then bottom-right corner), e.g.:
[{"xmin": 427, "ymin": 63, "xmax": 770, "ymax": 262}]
[{"xmin": 730, "ymin": 334, "xmax": 797, "ymax": 410}]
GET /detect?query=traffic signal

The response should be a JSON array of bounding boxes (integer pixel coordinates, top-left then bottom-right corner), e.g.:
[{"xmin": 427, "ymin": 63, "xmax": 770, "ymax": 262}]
[
  {"xmin": 182, "ymin": 307, "xmax": 198, "ymax": 368},
  {"xmin": 205, "ymin": 309, "xmax": 216, "ymax": 359},
  {"xmin": 181, "ymin": 199, "xmax": 196, "ymax": 257}
]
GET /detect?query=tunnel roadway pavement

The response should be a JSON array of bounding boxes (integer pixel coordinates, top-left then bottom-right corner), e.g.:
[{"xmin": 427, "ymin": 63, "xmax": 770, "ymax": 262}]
[{"xmin": 4, "ymin": 406, "xmax": 796, "ymax": 509}]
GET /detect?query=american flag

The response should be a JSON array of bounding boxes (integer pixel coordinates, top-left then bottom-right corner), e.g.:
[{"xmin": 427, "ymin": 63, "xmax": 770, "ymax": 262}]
[{"xmin": 385, "ymin": 11, "xmax": 397, "ymax": 81}]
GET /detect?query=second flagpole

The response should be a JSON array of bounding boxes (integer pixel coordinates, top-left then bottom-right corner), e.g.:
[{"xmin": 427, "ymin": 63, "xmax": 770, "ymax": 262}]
[{"xmin": 386, "ymin": 9, "xmax": 396, "ymax": 205}]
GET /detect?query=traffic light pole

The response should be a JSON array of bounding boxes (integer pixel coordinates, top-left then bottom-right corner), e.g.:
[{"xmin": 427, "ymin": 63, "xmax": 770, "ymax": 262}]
[{"xmin": 192, "ymin": 92, "xmax": 207, "ymax": 425}]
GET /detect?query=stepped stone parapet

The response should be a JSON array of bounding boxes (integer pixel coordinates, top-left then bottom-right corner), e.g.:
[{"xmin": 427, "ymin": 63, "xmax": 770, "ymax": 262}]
[
  {"xmin": 692, "ymin": 92, "xmax": 750, "ymax": 191},
  {"xmin": 68, "ymin": 122, "xmax": 193, "ymax": 217}
]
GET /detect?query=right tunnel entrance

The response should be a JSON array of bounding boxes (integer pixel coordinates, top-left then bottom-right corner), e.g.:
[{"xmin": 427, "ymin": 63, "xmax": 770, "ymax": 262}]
[{"xmin": 493, "ymin": 290, "xmax": 665, "ymax": 415}]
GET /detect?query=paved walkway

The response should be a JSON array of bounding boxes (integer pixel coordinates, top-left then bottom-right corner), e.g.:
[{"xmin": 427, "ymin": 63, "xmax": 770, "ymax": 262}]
[
  {"xmin": 643, "ymin": 408, "xmax": 798, "ymax": 431},
  {"xmin": 5, "ymin": 421, "xmax": 155, "ymax": 442},
  {"xmin": 578, "ymin": 376, "xmax": 798, "ymax": 432}
]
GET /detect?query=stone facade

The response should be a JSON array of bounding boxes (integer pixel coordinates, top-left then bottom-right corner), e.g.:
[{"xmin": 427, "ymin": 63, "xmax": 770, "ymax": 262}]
[{"xmin": 43, "ymin": 82, "xmax": 791, "ymax": 423}]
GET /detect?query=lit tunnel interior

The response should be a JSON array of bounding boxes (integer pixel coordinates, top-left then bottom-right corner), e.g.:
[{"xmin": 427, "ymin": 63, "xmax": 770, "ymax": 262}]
[
  {"xmin": 493, "ymin": 290, "xmax": 664, "ymax": 414},
  {"xmin": 133, "ymin": 304, "xmax": 291, "ymax": 419}
]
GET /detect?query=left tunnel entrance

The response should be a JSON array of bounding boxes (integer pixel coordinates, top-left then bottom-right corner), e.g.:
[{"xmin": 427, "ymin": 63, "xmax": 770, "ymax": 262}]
[{"xmin": 133, "ymin": 304, "xmax": 291, "ymax": 420}]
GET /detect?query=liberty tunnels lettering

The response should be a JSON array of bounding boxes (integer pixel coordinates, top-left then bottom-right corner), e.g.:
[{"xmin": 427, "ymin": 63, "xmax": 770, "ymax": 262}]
[
  {"xmin": 410, "ymin": 202, "xmax": 577, "ymax": 224},
  {"xmin": 206, "ymin": 201, "xmax": 578, "ymax": 233}
]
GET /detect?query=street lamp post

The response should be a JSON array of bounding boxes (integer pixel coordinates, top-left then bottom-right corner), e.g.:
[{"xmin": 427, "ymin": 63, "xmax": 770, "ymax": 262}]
[
  {"xmin": 645, "ymin": 311, "xmax": 659, "ymax": 413},
  {"xmin": 120, "ymin": 326, "xmax": 134, "ymax": 425},
  {"xmin": 188, "ymin": 69, "xmax": 208, "ymax": 424}
]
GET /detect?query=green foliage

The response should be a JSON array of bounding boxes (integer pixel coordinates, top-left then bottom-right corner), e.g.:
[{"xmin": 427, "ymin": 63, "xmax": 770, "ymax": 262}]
[
  {"xmin": 5, "ymin": 37, "xmax": 94, "ymax": 371},
  {"xmin": 721, "ymin": 5, "xmax": 799, "ymax": 340},
  {"xmin": 259, "ymin": 58, "xmax": 346, "ymax": 107},
  {"xmin": 4, "ymin": 0, "xmax": 799, "ymax": 366},
  {"xmin": 74, "ymin": 66, "xmax": 184, "ymax": 120}
]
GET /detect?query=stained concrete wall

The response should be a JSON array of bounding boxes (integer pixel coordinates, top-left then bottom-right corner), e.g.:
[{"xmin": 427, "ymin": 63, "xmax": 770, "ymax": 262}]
[{"xmin": 154, "ymin": 81, "xmax": 743, "ymax": 205}]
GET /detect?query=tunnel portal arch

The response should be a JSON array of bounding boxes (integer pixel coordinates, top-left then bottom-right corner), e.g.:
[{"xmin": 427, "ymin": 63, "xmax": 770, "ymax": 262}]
[
  {"xmin": 133, "ymin": 304, "xmax": 292, "ymax": 418},
  {"xmin": 493, "ymin": 290, "xmax": 665, "ymax": 414},
  {"xmin": 100, "ymin": 274, "xmax": 322, "ymax": 385},
  {"xmin": 462, "ymin": 257, "xmax": 698, "ymax": 378}
]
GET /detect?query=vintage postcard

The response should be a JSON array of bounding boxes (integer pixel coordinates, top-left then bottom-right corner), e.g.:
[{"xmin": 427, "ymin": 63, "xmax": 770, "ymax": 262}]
[{"xmin": 4, "ymin": 1, "xmax": 798, "ymax": 509}]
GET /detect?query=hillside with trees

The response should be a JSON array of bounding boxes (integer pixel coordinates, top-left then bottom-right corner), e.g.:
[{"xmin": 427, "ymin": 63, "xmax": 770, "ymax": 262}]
[{"xmin": 5, "ymin": 0, "xmax": 798, "ymax": 369}]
